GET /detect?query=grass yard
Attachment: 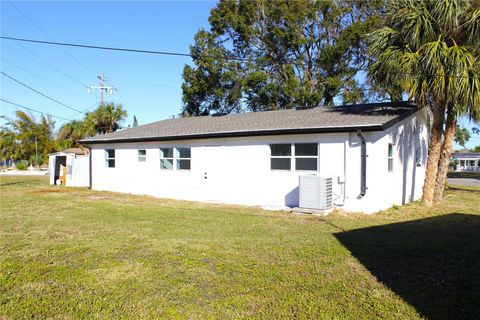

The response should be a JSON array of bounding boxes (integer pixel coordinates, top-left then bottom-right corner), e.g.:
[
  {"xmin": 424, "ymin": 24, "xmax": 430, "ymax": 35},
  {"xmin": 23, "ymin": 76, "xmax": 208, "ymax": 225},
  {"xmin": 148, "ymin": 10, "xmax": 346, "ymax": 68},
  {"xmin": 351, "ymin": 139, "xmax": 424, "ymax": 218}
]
[{"xmin": 1, "ymin": 176, "xmax": 479, "ymax": 319}]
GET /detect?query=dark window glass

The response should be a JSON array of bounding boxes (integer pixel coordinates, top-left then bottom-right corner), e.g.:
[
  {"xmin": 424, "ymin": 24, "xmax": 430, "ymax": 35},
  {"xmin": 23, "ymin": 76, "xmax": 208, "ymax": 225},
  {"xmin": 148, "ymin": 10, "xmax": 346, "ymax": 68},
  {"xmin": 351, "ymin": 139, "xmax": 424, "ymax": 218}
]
[
  {"xmin": 295, "ymin": 143, "xmax": 318, "ymax": 156},
  {"xmin": 270, "ymin": 144, "xmax": 291, "ymax": 156},
  {"xmin": 388, "ymin": 144, "xmax": 393, "ymax": 157},
  {"xmin": 138, "ymin": 150, "xmax": 146, "ymax": 162},
  {"xmin": 106, "ymin": 149, "xmax": 115, "ymax": 158},
  {"xmin": 176, "ymin": 148, "xmax": 191, "ymax": 158},
  {"xmin": 105, "ymin": 149, "xmax": 115, "ymax": 168},
  {"xmin": 295, "ymin": 158, "xmax": 317, "ymax": 171},
  {"xmin": 160, "ymin": 148, "xmax": 173, "ymax": 158},
  {"xmin": 271, "ymin": 158, "xmax": 291, "ymax": 170},
  {"xmin": 177, "ymin": 159, "xmax": 191, "ymax": 170}
]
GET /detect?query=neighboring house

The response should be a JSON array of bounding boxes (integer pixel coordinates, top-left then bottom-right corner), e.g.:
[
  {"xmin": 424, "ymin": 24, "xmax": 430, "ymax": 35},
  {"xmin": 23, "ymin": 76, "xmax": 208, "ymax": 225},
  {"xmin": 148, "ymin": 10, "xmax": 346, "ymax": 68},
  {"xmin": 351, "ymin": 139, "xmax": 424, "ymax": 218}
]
[
  {"xmin": 80, "ymin": 102, "xmax": 429, "ymax": 214},
  {"xmin": 48, "ymin": 148, "xmax": 90, "ymax": 187},
  {"xmin": 451, "ymin": 152, "xmax": 480, "ymax": 172}
]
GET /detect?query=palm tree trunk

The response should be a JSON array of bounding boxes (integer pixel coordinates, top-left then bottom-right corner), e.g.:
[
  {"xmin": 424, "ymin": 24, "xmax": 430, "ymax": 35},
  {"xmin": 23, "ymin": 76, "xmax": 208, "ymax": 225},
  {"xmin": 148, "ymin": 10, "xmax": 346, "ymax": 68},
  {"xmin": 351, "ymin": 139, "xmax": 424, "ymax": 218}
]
[
  {"xmin": 433, "ymin": 106, "xmax": 456, "ymax": 203},
  {"xmin": 422, "ymin": 102, "xmax": 445, "ymax": 207}
]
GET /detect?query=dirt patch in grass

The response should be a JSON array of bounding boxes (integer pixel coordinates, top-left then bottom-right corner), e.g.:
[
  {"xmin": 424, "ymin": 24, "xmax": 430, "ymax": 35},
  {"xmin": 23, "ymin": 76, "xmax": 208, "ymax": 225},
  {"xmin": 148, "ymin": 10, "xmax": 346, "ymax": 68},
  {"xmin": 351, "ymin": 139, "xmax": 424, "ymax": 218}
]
[{"xmin": 29, "ymin": 188, "xmax": 65, "ymax": 194}]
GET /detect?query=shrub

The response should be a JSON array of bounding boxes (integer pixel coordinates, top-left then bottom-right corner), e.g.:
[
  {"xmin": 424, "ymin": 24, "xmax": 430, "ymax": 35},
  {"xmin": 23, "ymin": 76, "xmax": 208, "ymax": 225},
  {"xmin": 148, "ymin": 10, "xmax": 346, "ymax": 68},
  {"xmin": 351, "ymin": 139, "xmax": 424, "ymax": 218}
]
[{"xmin": 16, "ymin": 161, "xmax": 28, "ymax": 171}]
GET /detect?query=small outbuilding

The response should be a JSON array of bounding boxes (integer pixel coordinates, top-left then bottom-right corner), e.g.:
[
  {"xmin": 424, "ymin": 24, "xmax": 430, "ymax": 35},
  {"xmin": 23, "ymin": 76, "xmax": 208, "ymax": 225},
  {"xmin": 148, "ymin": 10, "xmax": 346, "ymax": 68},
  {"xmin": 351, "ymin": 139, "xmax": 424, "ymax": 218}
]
[{"xmin": 48, "ymin": 148, "xmax": 90, "ymax": 187}]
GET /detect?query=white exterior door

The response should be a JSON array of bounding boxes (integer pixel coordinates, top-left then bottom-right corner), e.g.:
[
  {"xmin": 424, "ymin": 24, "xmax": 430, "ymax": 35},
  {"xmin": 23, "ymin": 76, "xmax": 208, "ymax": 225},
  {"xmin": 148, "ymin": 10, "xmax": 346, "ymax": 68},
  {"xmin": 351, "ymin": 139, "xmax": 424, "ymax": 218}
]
[{"xmin": 196, "ymin": 146, "xmax": 227, "ymax": 202}]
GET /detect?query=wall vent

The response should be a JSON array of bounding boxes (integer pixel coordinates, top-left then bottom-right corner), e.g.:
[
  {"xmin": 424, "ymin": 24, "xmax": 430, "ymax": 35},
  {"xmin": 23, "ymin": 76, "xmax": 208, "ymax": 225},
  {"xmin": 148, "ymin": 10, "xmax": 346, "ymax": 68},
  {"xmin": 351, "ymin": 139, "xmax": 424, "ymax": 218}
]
[{"xmin": 299, "ymin": 175, "xmax": 333, "ymax": 210}]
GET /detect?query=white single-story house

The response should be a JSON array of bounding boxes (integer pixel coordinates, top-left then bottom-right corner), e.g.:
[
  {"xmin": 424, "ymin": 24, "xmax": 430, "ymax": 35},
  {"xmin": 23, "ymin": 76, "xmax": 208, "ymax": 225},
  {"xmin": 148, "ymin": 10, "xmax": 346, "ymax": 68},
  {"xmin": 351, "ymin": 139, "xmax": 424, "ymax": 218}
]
[
  {"xmin": 451, "ymin": 152, "xmax": 480, "ymax": 172},
  {"xmin": 48, "ymin": 148, "xmax": 90, "ymax": 187},
  {"xmin": 80, "ymin": 102, "xmax": 429, "ymax": 214}
]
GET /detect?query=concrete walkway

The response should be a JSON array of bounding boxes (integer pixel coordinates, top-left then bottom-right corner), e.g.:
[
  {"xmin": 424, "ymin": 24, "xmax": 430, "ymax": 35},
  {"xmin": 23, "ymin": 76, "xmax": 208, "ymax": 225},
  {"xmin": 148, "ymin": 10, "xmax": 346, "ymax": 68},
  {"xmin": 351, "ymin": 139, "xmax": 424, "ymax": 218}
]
[
  {"xmin": 0, "ymin": 170, "xmax": 48, "ymax": 176},
  {"xmin": 447, "ymin": 178, "xmax": 480, "ymax": 188}
]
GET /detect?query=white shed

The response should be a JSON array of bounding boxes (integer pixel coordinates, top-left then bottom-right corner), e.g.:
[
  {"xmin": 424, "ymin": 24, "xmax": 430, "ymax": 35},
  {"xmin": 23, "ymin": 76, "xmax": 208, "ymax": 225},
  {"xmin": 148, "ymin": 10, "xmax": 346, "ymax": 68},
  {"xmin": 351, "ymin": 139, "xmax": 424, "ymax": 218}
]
[
  {"xmin": 80, "ymin": 102, "xmax": 429, "ymax": 214},
  {"xmin": 48, "ymin": 148, "xmax": 90, "ymax": 187}
]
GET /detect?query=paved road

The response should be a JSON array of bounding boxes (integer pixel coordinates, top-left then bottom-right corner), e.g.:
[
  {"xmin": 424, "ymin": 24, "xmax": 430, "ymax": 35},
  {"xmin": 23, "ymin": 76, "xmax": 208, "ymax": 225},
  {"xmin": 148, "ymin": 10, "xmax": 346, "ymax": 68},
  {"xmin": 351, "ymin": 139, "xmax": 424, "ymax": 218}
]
[{"xmin": 447, "ymin": 178, "xmax": 480, "ymax": 187}]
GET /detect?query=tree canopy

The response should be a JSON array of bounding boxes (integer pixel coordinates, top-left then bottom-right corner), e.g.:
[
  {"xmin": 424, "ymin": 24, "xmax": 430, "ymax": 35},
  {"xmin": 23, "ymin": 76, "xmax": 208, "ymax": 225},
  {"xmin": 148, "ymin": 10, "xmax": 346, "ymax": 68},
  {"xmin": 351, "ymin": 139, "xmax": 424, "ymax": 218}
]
[
  {"xmin": 182, "ymin": 0, "xmax": 386, "ymax": 116},
  {"xmin": 0, "ymin": 111, "xmax": 56, "ymax": 165}
]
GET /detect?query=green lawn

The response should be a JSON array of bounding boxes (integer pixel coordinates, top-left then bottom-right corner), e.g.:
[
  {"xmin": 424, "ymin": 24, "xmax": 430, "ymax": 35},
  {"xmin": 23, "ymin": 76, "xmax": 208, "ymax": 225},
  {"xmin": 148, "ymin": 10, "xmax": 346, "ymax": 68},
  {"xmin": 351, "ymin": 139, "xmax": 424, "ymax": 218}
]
[{"xmin": 1, "ymin": 176, "xmax": 479, "ymax": 319}]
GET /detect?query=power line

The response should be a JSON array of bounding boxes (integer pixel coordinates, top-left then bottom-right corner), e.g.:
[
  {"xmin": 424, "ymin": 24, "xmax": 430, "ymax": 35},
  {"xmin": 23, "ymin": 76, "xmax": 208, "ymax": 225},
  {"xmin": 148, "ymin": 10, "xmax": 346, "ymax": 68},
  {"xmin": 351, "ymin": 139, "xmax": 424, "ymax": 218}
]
[
  {"xmin": 0, "ymin": 98, "xmax": 69, "ymax": 121},
  {"xmin": 1, "ymin": 71, "xmax": 86, "ymax": 114},
  {"xmin": 1, "ymin": 35, "xmax": 195, "ymax": 58},
  {"xmin": 2, "ymin": 36, "xmax": 477, "ymax": 80},
  {"xmin": 2, "ymin": 42, "xmax": 89, "ymax": 88},
  {"xmin": 7, "ymin": 0, "xmax": 96, "ymax": 77},
  {"xmin": 1, "ymin": 57, "xmax": 92, "ymax": 100}
]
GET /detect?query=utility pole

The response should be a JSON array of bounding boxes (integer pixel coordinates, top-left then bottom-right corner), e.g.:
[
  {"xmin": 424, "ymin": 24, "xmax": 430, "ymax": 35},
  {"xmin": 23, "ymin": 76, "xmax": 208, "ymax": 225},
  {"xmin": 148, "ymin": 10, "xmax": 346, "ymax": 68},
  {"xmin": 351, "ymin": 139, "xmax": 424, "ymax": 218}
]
[
  {"xmin": 87, "ymin": 74, "xmax": 117, "ymax": 105},
  {"xmin": 34, "ymin": 136, "xmax": 38, "ymax": 168}
]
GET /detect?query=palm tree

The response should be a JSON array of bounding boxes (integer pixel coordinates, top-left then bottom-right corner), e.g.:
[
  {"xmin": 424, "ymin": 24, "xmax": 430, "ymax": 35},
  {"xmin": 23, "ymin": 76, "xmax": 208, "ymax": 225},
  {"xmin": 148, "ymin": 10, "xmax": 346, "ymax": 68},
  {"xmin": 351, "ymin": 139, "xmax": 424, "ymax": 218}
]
[
  {"xmin": 86, "ymin": 102, "xmax": 127, "ymax": 134},
  {"xmin": 57, "ymin": 120, "xmax": 90, "ymax": 148},
  {"xmin": 368, "ymin": 0, "xmax": 480, "ymax": 206}
]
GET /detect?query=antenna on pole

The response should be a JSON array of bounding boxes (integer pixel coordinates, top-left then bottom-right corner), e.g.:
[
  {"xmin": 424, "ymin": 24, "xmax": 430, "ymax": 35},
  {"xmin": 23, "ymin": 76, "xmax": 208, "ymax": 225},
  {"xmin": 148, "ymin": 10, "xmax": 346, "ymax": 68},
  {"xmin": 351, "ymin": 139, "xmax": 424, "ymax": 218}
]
[{"xmin": 87, "ymin": 74, "xmax": 117, "ymax": 105}]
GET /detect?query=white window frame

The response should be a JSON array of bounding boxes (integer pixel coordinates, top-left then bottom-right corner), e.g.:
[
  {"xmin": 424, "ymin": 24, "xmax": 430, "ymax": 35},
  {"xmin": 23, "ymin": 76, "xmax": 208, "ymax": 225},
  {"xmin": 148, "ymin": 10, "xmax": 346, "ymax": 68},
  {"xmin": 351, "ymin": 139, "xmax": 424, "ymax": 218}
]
[
  {"xmin": 160, "ymin": 147, "xmax": 174, "ymax": 170},
  {"xmin": 270, "ymin": 143, "xmax": 318, "ymax": 172},
  {"xmin": 388, "ymin": 143, "xmax": 394, "ymax": 172},
  {"xmin": 175, "ymin": 148, "xmax": 191, "ymax": 171},
  {"xmin": 270, "ymin": 144, "xmax": 292, "ymax": 171},
  {"xmin": 160, "ymin": 147, "xmax": 191, "ymax": 171},
  {"xmin": 105, "ymin": 149, "xmax": 115, "ymax": 168},
  {"xmin": 294, "ymin": 143, "xmax": 319, "ymax": 172},
  {"xmin": 138, "ymin": 149, "xmax": 147, "ymax": 162}
]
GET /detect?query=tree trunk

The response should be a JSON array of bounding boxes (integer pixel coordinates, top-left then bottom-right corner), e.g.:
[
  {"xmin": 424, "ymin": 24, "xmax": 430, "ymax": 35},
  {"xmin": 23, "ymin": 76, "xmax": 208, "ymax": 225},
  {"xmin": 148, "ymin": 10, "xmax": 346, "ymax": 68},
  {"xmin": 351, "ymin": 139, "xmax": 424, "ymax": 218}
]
[
  {"xmin": 421, "ymin": 102, "xmax": 446, "ymax": 207},
  {"xmin": 433, "ymin": 106, "xmax": 456, "ymax": 203}
]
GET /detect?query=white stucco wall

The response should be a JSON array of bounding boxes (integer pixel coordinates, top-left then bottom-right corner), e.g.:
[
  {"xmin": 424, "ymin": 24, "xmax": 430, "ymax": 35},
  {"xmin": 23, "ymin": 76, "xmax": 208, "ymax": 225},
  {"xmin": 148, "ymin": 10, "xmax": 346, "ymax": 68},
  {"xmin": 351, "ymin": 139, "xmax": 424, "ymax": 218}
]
[{"xmin": 89, "ymin": 109, "xmax": 428, "ymax": 214}]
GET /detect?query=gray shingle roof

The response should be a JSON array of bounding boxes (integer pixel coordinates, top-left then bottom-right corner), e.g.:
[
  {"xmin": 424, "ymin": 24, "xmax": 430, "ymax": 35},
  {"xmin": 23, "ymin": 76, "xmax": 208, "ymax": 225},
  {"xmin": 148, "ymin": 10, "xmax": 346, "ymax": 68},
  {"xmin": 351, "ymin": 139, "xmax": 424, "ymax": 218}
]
[
  {"xmin": 452, "ymin": 153, "xmax": 480, "ymax": 159},
  {"xmin": 81, "ymin": 102, "xmax": 419, "ymax": 144}
]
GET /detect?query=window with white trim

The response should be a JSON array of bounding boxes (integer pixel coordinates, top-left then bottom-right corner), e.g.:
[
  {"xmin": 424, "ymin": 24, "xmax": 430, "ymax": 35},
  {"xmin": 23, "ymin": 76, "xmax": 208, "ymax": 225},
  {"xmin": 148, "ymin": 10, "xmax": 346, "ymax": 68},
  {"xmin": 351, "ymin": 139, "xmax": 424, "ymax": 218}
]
[
  {"xmin": 105, "ymin": 149, "xmax": 115, "ymax": 168},
  {"xmin": 270, "ymin": 144, "xmax": 291, "ymax": 170},
  {"xmin": 176, "ymin": 148, "xmax": 191, "ymax": 170},
  {"xmin": 270, "ymin": 143, "xmax": 318, "ymax": 171},
  {"xmin": 138, "ymin": 149, "xmax": 146, "ymax": 162},
  {"xmin": 160, "ymin": 147, "xmax": 191, "ymax": 170},
  {"xmin": 388, "ymin": 144, "xmax": 394, "ymax": 172},
  {"xmin": 295, "ymin": 143, "xmax": 318, "ymax": 171},
  {"xmin": 160, "ymin": 148, "xmax": 174, "ymax": 170}
]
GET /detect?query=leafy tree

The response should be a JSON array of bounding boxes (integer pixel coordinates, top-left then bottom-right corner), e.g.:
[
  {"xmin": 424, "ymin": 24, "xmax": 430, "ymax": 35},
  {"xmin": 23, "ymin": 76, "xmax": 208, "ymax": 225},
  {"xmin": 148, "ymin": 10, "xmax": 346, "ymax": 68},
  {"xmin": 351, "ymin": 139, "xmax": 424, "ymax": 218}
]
[
  {"xmin": 368, "ymin": 0, "xmax": 480, "ymax": 206},
  {"xmin": 472, "ymin": 145, "xmax": 480, "ymax": 152},
  {"xmin": 57, "ymin": 120, "xmax": 90, "ymax": 149},
  {"xmin": 1, "ymin": 111, "xmax": 56, "ymax": 165},
  {"xmin": 0, "ymin": 125, "xmax": 17, "ymax": 165},
  {"xmin": 454, "ymin": 127, "xmax": 471, "ymax": 148},
  {"xmin": 182, "ymin": 0, "xmax": 385, "ymax": 115}
]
